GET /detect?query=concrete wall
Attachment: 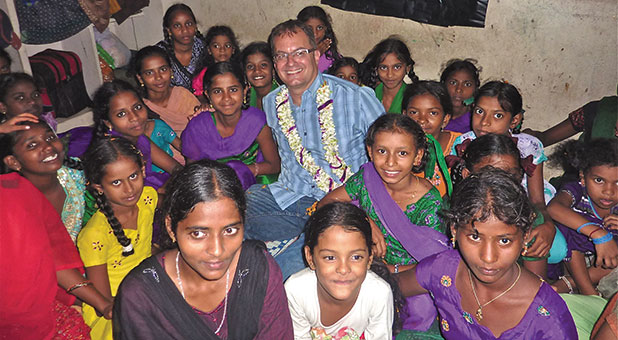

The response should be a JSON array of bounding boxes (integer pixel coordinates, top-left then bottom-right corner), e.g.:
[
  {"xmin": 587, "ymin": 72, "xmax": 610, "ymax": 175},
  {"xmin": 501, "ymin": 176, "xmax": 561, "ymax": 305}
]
[{"xmin": 182, "ymin": 0, "xmax": 616, "ymax": 133}]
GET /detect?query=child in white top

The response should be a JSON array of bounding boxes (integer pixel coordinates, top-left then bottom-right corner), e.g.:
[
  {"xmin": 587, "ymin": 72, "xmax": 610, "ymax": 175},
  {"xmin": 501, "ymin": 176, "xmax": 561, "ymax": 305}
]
[{"xmin": 285, "ymin": 203, "xmax": 401, "ymax": 340}]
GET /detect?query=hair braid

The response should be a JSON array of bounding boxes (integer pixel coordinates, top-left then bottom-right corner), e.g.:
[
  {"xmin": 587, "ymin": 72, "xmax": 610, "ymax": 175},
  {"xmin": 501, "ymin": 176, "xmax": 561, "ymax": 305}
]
[{"xmin": 92, "ymin": 189, "xmax": 135, "ymax": 256}]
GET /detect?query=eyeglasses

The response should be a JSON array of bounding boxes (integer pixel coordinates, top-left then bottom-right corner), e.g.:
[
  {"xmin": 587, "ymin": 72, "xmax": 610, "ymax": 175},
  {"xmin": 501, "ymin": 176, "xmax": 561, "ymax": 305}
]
[{"xmin": 273, "ymin": 48, "xmax": 315, "ymax": 63}]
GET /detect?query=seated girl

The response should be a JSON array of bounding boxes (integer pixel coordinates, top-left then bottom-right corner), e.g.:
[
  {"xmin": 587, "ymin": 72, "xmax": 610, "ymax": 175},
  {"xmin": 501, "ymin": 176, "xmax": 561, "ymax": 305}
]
[
  {"xmin": 286, "ymin": 202, "xmax": 402, "ymax": 339},
  {"xmin": 327, "ymin": 56, "xmax": 361, "ymax": 85},
  {"xmin": 547, "ymin": 138, "xmax": 618, "ymax": 295},
  {"xmin": 439, "ymin": 59, "xmax": 481, "ymax": 134},
  {"xmin": 77, "ymin": 137, "xmax": 157, "ymax": 340},
  {"xmin": 449, "ymin": 133, "xmax": 568, "ymax": 279},
  {"xmin": 1, "ymin": 121, "xmax": 87, "ymax": 241},
  {"xmin": 240, "ymin": 41, "xmax": 278, "ymax": 111},
  {"xmin": 112, "ymin": 159, "xmax": 293, "ymax": 339},
  {"xmin": 181, "ymin": 61, "xmax": 280, "ymax": 189},
  {"xmin": 398, "ymin": 168, "xmax": 577, "ymax": 339},
  {"xmin": 451, "ymin": 81, "xmax": 557, "ymax": 268},
  {"xmin": 404, "ymin": 80, "xmax": 458, "ymax": 197},
  {"xmin": 133, "ymin": 45, "xmax": 201, "ymax": 144},
  {"xmin": 319, "ymin": 114, "xmax": 448, "ymax": 335},
  {"xmin": 0, "ymin": 72, "xmax": 56, "ymax": 130},
  {"xmin": 361, "ymin": 38, "xmax": 419, "ymax": 113},
  {"xmin": 297, "ymin": 6, "xmax": 342, "ymax": 72}
]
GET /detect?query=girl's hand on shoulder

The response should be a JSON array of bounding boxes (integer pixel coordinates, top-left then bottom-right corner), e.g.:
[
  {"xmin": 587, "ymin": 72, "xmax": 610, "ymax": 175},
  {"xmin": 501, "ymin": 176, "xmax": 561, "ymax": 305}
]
[
  {"xmin": 0, "ymin": 113, "xmax": 39, "ymax": 134},
  {"xmin": 187, "ymin": 104, "xmax": 213, "ymax": 121},
  {"xmin": 595, "ymin": 234, "xmax": 618, "ymax": 269},
  {"xmin": 603, "ymin": 214, "xmax": 618, "ymax": 230},
  {"xmin": 369, "ymin": 218, "xmax": 386, "ymax": 259},
  {"xmin": 524, "ymin": 222, "xmax": 555, "ymax": 258}
]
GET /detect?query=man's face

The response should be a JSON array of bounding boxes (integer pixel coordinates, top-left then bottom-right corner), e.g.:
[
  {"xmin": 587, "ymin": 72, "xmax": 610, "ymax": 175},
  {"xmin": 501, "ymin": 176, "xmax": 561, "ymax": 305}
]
[{"xmin": 272, "ymin": 31, "xmax": 320, "ymax": 95}]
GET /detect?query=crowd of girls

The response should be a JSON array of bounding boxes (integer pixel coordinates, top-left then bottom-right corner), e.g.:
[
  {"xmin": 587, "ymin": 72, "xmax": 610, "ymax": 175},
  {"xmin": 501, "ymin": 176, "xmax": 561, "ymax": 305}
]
[{"xmin": 1, "ymin": 2, "xmax": 616, "ymax": 340}]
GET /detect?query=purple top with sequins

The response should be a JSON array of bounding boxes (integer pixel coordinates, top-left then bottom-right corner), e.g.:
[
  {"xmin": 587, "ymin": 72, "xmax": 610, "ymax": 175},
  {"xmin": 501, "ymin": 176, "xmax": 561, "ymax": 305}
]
[{"xmin": 415, "ymin": 250, "xmax": 577, "ymax": 339}]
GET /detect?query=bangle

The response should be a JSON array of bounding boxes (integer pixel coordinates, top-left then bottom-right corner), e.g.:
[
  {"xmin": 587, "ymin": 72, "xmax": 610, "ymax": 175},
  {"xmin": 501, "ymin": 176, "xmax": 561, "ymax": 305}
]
[
  {"xmin": 66, "ymin": 280, "xmax": 92, "ymax": 293},
  {"xmin": 394, "ymin": 263, "xmax": 400, "ymax": 273},
  {"xmin": 577, "ymin": 222, "xmax": 598, "ymax": 234},
  {"xmin": 592, "ymin": 233, "xmax": 613, "ymax": 245},
  {"xmin": 588, "ymin": 227, "xmax": 604, "ymax": 239}
]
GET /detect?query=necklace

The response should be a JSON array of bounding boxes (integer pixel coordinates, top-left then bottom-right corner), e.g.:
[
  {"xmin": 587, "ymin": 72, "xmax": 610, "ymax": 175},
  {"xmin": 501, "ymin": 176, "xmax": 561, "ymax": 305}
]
[
  {"xmin": 394, "ymin": 175, "xmax": 421, "ymax": 204},
  {"xmin": 467, "ymin": 262, "xmax": 521, "ymax": 321},
  {"xmin": 176, "ymin": 251, "xmax": 230, "ymax": 334}
]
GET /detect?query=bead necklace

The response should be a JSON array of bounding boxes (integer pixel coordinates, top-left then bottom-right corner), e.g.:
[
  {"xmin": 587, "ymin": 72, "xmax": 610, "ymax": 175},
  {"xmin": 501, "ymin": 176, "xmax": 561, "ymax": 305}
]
[
  {"xmin": 467, "ymin": 262, "xmax": 521, "ymax": 321},
  {"xmin": 176, "ymin": 251, "xmax": 230, "ymax": 334}
]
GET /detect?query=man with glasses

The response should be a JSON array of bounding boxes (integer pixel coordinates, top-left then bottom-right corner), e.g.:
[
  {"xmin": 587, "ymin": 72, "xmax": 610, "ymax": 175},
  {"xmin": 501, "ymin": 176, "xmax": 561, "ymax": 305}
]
[{"xmin": 244, "ymin": 19, "xmax": 384, "ymax": 279}]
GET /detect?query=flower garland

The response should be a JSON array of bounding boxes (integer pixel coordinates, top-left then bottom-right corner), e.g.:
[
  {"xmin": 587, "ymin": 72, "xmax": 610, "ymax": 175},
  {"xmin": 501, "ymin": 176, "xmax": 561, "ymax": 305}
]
[{"xmin": 275, "ymin": 80, "xmax": 350, "ymax": 192}]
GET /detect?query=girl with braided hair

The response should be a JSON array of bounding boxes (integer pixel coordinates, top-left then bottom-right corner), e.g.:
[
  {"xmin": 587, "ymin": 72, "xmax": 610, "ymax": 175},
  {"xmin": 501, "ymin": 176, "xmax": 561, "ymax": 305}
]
[{"xmin": 78, "ymin": 136, "xmax": 157, "ymax": 340}]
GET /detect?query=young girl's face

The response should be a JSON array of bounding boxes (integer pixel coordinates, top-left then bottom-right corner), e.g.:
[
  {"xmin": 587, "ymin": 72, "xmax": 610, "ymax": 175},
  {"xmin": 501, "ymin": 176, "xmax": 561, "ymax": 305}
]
[
  {"xmin": 304, "ymin": 17, "xmax": 327, "ymax": 43},
  {"xmin": 167, "ymin": 10, "xmax": 196, "ymax": 46},
  {"xmin": 582, "ymin": 165, "xmax": 618, "ymax": 214},
  {"xmin": 106, "ymin": 91, "xmax": 148, "ymax": 139},
  {"xmin": 445, "ymin": 70, "xmax": 476, "ymax": 110},
  {"xmin": 335, "ymin": 65, "xmax": 359, "ymax": 85},
  {"xmin": 377, "ymin": 53, "xmax": 409, "ymax": 90},
  {"xmin": 367, "ymin": 130, "xmax": 423, "ymax": 186},
  {"xmin": 94, "ymin": 155, "xmax": 145, "ymax": 209},
  {"xmin": 208, "ymin": 35, "xmax": 234, "ymax": 63},
  {"xmin": 472, "ymin": 96, "xmax": 521, "ymax": 137},
  {"xmin": 137, "ymin": 55, "xmax": 171, "ymax": 95},
  {"xmin": 4, "ymin": 124, "xmax": 63, "ymax": 175},
  {"xmin": 244, "ymin": 52, "xmax": 273, "ymax": 89},
  {"xmin": 452, "ymin": 216, "xmax": 525, "ymax": 285},
  {"xmin": 405, "ymin": 93, "xmax": 449, "ymax": 138},
  {"xmin": 0, "ymin": 57, "xmax": 10, "ymax": 74},
  {"xmin": 469, "ymin": 154, "xmax": 523, "ymax": 182},
  {"xmin": 206, "ymin": 73, "xmax": 247, "ymax": 117},
  {"xmin": 304, "ymin": 225, "xmax": 371, "ymax": 303},
  {"xmin": 0, "ymin": 80, "xmax": 43, "ymax": 118},
  {"xmin": 170, "ymin": 197, "xmax": 243, "ymax": 282}
]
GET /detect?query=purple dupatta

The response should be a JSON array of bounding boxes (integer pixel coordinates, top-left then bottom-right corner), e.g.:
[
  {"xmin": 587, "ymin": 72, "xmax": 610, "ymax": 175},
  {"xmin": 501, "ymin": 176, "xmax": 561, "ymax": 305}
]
[
  {"xmin": 181, "ymin": 107, "xmax": 266, "ymax": 189},
  {"xmin": 361, "ymin": 162, "xmax": 450, "ymax": 331}
]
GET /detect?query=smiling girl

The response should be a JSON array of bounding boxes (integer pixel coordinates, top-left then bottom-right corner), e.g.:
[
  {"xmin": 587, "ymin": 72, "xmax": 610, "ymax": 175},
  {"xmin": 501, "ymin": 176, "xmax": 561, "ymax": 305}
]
[
  {"xmin": 398, "ymin": 168, "xmax": 577, "ymax": 339},
  {"xmin": 361, "ymin": 37, "xmax": 419, "ymax": 113},
  {"xmin": 319, "ymin": 114, "xmax": 448, "ymax": 335},
  {"xmin": 182, "ymin": 61, "xmax": 280, "ymax": 189},
  {"xmin": 1, "ymin": 121, "xmax": 86, "ymax": 241},
  {"xmin": 286, "ymin": 203, "xmax": 402, "ymax": 339},
  {"xmin": 112, "ymin": 159, "xmax": 293, "ymax": 339},
  {"xmin": 241, "ymin": 41, "xmax": 279, "ymax": 111},
  {"xmin": 78, "ymin": 137, "xmax": 157, "ymax": 340}
]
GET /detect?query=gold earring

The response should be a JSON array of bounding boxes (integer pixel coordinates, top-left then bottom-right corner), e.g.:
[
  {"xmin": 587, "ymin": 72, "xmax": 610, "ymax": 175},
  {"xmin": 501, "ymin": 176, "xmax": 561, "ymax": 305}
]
[
  {"xmin": 451, "ymin": 236, "xmax": 456, "ymax": 248},
  {"xmin": 139, "ymin": 82, "xmax": 144, "ymax": 88},
  {"xmin": 521, "ymin": 244, "xmax": 529, "ymax": 256},
  {"xmin": 170, "ymin": 74, "xmax": 174, "ymax": 80}
]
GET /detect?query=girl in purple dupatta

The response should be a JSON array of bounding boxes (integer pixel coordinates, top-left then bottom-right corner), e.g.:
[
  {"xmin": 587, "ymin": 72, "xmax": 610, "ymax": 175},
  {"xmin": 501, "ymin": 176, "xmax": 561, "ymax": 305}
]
[
  {"xmin": 398, "ymin": 168, "xmax": 577, "ymax": 339},
  {"xmin": 319, "ymin": 114, "xmax": 449, "ymax": 336},
  {"xmin": 181, "ymin": 61, "xmax": 280, "ymax": 190},
  {"xmin": 90, "ymin": 80, "xmax": 181, "ymax": 190}
]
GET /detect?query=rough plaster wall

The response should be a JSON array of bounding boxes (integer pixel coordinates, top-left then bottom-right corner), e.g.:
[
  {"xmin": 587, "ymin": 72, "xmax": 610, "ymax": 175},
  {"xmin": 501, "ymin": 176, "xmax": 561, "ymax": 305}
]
[
  {"xmin": 190, "ymin": 0, "xmax": 616, "ymax": 127},
  {"xmin": 187, "ymin": 0, "xmax": 616, "ymax": 176}
]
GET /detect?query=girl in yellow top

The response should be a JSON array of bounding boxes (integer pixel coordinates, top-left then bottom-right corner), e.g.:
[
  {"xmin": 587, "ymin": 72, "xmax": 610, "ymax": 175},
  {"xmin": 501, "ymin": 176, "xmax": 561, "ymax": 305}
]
[{"xmin": 77, "ymin": 137, "xmax": 157, "ymax": 340}]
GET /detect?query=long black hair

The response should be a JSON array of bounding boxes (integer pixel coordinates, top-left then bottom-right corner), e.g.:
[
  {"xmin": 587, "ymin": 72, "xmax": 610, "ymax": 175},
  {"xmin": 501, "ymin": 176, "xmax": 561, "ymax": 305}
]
[
  {"xmin": 402, "ymin": 80, "xmax": 453, "ymax": 116},
  {"xmin": 297, "ymin": 6, "xmax": 341, "ymax": 62},
  {"xmin": 83, "ymin": 137, "xmax": 145, "ymax": 256},
  {"xmin": 204, "ymin": 25, "xmax": 240, "ymax": 67},
  {"xmin": 130, "ymin": 45, "xmax": 172, "ymax": 98},
  {"xmin": 159, "ymin": 159, "xmax": 246, "ymax": 249},
  {"xmin": 360, "ymin": 37, "xmax": 418, "ymax": 88},
  {"xmin": 475, "ymin": 80, "xmax": 523, "ymax": 133},
  {"xmin": 202, "ymin": 61, "xmax": 249, "ymax": 110},
  {"xmin": 91, "ymin": 80, "xmax": 144, "ymax": 141},
  {"xmin": 304, "ymin": 202, "xmax": 404, "ymax": 334}
]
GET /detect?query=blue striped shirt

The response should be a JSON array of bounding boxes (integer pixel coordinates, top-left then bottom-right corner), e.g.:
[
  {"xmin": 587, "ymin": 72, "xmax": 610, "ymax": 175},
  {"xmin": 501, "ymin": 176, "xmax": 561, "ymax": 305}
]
[{"xmin": 263, "ymin": 73, "xmax": 385, "ymax": 209}]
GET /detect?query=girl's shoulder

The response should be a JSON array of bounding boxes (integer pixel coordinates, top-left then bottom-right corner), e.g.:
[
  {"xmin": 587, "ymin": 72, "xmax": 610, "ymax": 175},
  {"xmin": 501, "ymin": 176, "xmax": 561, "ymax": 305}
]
[
  {"xmin": 512, "ymin": 132, "xmax": 544, "ymax": 148},
  {"xmin": 137, "ymin": 186, "xmax": 158, "ymax": 211},
  {"xmin": 285, "ymin": 267, "xmax": 316, "ymax": 292}
]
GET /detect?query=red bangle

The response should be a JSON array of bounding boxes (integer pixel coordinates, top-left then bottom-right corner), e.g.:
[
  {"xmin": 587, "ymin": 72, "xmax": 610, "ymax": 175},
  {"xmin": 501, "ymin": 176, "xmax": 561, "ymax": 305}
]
[{"xmin": 588, "ymin": 227, "xmax": 605, "ymax": 239}]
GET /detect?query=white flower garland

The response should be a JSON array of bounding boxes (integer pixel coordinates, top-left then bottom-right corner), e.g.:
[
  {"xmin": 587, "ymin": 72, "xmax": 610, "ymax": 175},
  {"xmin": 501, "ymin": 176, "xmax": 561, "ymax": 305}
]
[{"xmin": 275, "ymin": 81, "xmax": 350, "ymax": 192}]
